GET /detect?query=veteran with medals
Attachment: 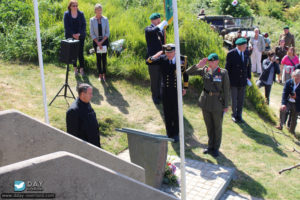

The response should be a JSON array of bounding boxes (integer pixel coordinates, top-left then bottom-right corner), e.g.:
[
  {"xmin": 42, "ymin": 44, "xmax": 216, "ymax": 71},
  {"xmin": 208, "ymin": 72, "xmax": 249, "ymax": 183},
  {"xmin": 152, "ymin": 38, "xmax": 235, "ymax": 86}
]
[
  {"xmin": 186, "ymin": 53, "xmax": 230, "ymax": 157},
  {"xmin": 146, "ymin": 44, "xmax": 189, "ymax": 142}
]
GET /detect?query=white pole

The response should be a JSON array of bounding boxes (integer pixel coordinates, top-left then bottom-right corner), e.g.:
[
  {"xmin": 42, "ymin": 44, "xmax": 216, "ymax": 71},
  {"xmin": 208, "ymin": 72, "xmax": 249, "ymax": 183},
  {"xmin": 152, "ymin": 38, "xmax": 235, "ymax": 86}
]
[
  {"xmin": 172, "ymin": 0, "xmax": 186, "ymax": 199},
  {"xmin": 33, "ymin": 0, "xmax": 49, "ymax": 124}
]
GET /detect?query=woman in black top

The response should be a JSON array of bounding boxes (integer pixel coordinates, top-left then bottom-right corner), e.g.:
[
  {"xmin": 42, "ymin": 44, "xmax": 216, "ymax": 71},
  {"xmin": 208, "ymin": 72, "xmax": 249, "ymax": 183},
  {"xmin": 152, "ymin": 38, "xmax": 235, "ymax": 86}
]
[
  {"xmin": 63, "ymin": 0, "xmax": 86, "ymax": 76},
  {"xmin": 90, "ymin": 4, "xmax": 110, "ymax": 81}
]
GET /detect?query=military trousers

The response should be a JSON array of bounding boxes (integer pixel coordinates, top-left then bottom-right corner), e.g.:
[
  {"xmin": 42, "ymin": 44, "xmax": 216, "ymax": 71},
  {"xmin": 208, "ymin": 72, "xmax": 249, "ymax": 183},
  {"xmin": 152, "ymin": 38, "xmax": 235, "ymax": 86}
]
[
  {"xmin": 202, "ymin": 109, "xmax": 224, "ymax": 150},
  {"xmin": 148, "ymin": 65, "xmax": 162, "ymax": 102}
]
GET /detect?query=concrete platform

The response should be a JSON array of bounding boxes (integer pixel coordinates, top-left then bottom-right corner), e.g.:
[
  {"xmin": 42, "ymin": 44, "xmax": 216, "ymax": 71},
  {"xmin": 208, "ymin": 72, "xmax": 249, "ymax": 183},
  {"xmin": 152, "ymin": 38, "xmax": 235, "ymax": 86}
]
[
  {"xmin": 0, "ymin": 151, "xmax": 178, "ymax": 200},
  {"xmin": 118, "ymin": 150, "xmax": 235, "ymax": 200}
]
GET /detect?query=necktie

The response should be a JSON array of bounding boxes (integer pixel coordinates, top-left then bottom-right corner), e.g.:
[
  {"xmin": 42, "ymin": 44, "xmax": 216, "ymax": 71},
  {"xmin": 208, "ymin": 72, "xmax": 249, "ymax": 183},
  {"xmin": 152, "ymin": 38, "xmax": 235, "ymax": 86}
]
[{"xmin": 240, "ymin": 52, "xmax": 244, "ymax": 62}]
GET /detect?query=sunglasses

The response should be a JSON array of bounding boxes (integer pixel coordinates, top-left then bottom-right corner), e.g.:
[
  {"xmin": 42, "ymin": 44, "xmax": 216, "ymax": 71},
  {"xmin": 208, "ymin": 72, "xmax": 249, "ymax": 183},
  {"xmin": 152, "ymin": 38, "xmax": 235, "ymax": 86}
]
[{"xmin": 72, "ymin": 5, "xmax": 78, "ymax": 7}]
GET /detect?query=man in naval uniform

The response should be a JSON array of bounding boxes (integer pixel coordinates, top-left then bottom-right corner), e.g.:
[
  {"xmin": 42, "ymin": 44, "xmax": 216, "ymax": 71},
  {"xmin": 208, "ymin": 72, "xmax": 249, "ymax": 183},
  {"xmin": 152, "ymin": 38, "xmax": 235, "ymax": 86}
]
[{"xmin": 146, "ymin": 44, "xmax": 189, "ymax": 142}]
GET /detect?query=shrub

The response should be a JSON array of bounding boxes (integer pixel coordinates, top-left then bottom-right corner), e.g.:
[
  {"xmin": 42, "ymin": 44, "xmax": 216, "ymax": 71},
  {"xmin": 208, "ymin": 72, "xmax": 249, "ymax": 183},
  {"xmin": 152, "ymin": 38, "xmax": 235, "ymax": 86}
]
[
  {"xmin": 284, "ymin": 3, "xmax": 300, "ymax": 21},
  {"xmin": 0, "ymin": 0, "xmax": 33, "ymax": 28},
  {"xmin": 256, "ymin": 0, "xmax": 285, "ymax": 21},
  {"xmin": 216, "ymin": 0, "xmax": 253, "ymax": 17},
  {"xmin": 245, "ymin": 79, "xmax": 276, "ymax": 124}
]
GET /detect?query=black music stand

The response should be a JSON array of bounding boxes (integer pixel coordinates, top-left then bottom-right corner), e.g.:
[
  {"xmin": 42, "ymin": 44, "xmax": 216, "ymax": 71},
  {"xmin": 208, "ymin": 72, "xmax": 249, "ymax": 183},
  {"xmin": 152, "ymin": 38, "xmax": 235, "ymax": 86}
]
[{"xmin": 49, "ymin": 39, "xmax": 79, "ymax": 106}]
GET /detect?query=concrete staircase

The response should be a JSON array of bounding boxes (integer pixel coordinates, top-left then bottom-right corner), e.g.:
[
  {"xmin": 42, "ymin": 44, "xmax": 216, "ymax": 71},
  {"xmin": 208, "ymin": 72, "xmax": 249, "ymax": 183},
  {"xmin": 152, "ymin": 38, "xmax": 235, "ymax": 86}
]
[{"xmin": 0, "ymin": 110, "xmax": 177, "ymax": 200}]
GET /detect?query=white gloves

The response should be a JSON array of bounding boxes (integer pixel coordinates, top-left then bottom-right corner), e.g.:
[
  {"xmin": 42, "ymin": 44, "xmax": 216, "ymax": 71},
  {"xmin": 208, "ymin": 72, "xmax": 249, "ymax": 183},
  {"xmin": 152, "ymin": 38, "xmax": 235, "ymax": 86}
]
[{"xmin": 157, "ymin": 20, "xmax": 168, "ymax": 31}]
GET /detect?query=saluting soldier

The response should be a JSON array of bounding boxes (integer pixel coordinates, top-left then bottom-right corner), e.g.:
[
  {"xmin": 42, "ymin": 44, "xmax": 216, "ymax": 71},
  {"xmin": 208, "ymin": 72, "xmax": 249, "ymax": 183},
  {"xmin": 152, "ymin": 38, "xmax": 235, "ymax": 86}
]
[
  {"xmin": 146, "ymin": 44, "xmax": 189, "ymax": 142},
  {"xmin": 145, "ymin": 13, "xmax": 167, "ymax": 104},
  {"xmin": 186, "ymin": 53, "xmax": 230, "ymax": 157}
]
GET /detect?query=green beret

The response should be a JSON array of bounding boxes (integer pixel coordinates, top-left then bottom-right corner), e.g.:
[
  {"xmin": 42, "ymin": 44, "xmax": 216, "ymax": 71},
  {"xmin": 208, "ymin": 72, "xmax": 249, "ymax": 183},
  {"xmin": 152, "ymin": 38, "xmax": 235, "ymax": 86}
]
[
  {"xmin": 208, "ymin": 53, "xmax": 218, "ymax": 61},
  {"xmin": 283, "ymin": 26, "xmax": 289, "ymax": 30},
  {"xmin": 149, "ymin": 13, "xmax": 161, "ymax": 20},
  {"xmin": 163, "ymin": 43, "xmax": 175, "ymax": 52},
  {"xmin": 235, "ymin": 38, "xmax": 247, "ymax": 45}
]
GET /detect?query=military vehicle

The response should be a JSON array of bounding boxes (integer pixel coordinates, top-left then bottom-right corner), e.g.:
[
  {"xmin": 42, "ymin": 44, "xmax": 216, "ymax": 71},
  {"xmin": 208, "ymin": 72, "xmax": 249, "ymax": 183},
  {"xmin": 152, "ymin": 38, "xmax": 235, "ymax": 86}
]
[{"xmin": 198, "ymin": 15, "xmax": 255, "ymax": 49}]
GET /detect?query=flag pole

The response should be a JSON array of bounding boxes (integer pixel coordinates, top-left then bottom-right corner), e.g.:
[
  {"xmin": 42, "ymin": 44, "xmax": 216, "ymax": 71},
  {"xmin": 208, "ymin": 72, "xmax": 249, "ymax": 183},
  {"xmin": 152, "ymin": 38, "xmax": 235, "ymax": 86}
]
[
  {"xmin": 172, "ymin": 0, "xmax": 186, "ymax": 199},
  {"xmin": 33, "ymin": 0, "xmax": 49, "ymax": 124}
]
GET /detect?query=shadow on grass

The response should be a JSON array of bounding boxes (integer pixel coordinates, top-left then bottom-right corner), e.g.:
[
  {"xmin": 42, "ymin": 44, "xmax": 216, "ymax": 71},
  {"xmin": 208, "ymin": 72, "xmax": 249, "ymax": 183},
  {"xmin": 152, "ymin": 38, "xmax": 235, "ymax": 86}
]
[
  {"xmin": 237, "ymin": 122, "xmax": 287, "ymax": 157},
  {"xmin": 75, "ymin": 75, "xmax": 103, "ymax": 105},
  {"xmin": 215, "ymin": 152, "xmax": 267, "ymax": 198},
  {"xmin": 163, "ymin": 111, "xmax": 214, "ymax": 164},
  {"xmin": 101, "ymin": 79, "xmax": 129, "ymax": 114}
]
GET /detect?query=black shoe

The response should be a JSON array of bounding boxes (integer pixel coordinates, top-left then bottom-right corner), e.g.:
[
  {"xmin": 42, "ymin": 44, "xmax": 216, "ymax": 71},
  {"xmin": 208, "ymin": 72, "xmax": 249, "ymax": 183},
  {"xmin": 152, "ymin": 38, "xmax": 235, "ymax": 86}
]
[
  {"xmin": 231, "ymin": 115, "xmax": 237, "ymax": 123},
  {"xmin": 203, "ymin": 148, "xmax": 213, "ymax": 154},
  {"xmin": 212, "ymin": 149, "xmax": 219, "ymax": 157},
  {"xmin": 238, "ymin": 118, "xmax": 245, "ymax": 123},
  {"xmin": 172, "ymin": 136, "xmax": 179, "ymax": 143},
  {"xmin": 153, "ymin": 97, "xmax": 160, "ymax": 105}
]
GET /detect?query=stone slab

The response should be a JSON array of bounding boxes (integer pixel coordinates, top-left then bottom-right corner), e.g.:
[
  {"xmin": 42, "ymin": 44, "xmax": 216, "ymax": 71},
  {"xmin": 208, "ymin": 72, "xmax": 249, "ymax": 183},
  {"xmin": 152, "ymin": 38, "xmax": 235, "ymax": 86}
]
[
  {"xmin": 0, "ymin": 110, "xmax": 145, "ymax": 183},
  {"xmin": 0, "ymin": 151, "xmax": 178, "ymax": 200}
]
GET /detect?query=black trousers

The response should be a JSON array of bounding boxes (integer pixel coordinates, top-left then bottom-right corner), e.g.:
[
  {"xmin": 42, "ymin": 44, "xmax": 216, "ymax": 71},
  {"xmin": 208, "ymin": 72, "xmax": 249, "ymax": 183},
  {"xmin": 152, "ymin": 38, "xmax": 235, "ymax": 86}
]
[
  {"xmin": 162, "ymin": 87, "xmax": 178, "ymax": 138},
  {"xmin": 231, "ymin": 86, "xmax": 246, "ymax": 120},
  {"xmin": 93, "ymin": 42, "xmax": 107, "ymax": 74},
  {"xmin": 73, "ymin": 37, "xmax": 85, "ymax": 69},
  {"xmin": 148, "ymin": 65, "xmax": 162, "ymax": 101},
  {"xmin": 264, "ymin": 84, "xmax": 272, "ymax": 100}
]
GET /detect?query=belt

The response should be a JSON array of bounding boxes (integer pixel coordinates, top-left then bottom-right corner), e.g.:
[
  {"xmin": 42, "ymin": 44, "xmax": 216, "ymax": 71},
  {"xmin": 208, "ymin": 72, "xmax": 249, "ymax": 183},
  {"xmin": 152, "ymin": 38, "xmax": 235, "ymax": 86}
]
[{"xmin": 204, "ymin": 89, "xmax": 220, "ymax": 96}]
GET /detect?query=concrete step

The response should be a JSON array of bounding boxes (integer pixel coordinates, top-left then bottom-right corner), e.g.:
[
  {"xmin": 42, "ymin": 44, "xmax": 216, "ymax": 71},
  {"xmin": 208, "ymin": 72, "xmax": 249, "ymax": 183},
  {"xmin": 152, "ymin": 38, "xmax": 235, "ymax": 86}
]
[{"xmin": 118, "ymin": 150, "xmax": 235, "ymax": 200}]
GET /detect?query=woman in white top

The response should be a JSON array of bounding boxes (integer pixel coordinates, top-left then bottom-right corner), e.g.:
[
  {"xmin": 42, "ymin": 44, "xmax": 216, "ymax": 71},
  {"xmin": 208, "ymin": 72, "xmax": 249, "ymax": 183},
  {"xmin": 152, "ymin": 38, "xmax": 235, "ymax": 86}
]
[
  {"xmin": 90, "ymin": 4, "xmax": 110, "ymax": 81},
  {"xmin": 249, "ymin": 28, "xmax": 265, "ymax": 75}
]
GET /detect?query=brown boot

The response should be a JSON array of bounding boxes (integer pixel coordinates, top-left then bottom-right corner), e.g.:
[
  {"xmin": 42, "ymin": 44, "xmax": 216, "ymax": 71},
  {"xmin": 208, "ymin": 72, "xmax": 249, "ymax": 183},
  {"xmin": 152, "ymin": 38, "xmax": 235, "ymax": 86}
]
[
  {"xmin": 98, "ymin": 74, "xmax": 102, "ymax": 81},
  {"xmin": 275, "ymin": 124, "xmax": 283, "ymax": 130},
  {"xmin": 102, "ymin": 73, "xmax": 106, "ymax": 81}
]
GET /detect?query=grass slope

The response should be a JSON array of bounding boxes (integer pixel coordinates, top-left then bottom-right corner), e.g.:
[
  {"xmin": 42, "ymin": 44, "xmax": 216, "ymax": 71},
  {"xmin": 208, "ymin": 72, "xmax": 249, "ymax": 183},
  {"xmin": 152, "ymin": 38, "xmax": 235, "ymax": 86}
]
[{"xmin": 1, "ymin": 60, "xmax": 300, "ymax": 199}]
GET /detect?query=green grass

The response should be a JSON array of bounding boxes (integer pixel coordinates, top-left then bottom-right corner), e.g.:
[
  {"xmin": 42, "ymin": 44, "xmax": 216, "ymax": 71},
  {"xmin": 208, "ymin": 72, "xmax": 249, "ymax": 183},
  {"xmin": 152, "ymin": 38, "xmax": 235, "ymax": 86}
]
[{"xmin": 1, "ymin": 60, "xmax": 300, "ymax": 199}]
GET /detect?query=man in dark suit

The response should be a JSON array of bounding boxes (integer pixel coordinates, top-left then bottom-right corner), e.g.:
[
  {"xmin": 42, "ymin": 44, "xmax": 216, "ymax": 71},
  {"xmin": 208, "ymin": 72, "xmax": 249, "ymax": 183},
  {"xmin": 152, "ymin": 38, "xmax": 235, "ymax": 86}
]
[
  {"xmin": 276, "ymin": 69, "xmax": 300, "ymax": 134},
  {"xmin": 145, "ymin": 13, "xmax": 167, "ymax": 104},
  {"xmin": 146, "ymin": 44, "xmax": 189, "ymax": 142},
  {"xmin": 66, "ymin": 83, "xmax": 101, "ymax": 147},
  {"xmin": 225, "ymin": 38, "xmax": 251, "ymax": 123}
]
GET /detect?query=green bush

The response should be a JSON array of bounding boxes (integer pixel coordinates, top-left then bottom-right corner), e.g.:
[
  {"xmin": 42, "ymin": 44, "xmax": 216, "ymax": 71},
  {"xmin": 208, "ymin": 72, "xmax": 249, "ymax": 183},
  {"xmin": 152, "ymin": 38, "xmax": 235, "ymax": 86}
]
[
  {"xmin": 216, "ymin": 0, "xmax": 253, "ymax": 17},
  {"xmin": 256, "ymin": 0, "xmax": 285, "ymax": 21},
  {"xmin": 0, "ymin": 0, "xmax": 33, "ymax": 28},
  {"xmin": 0, "ymin": 25, "xmax": 37, "ymax": 62},
  {"xmin": 284, "ymin": 3, "xmax": 300, "ymax": 21},
  {"xmin": 245, "ymin": 79, "xmax": 276, "ymax": 124}
]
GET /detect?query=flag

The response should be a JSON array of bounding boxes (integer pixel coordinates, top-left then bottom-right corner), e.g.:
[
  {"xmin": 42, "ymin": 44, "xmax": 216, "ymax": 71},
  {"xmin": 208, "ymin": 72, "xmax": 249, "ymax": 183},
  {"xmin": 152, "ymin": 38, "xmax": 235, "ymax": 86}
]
[
  {"xmin": 164, "ymin": 0, "xmax": 173, "ymax": 24},
  {"xmin": 232, "ymin": 0, "xmax": 238, "ymax": 6}
]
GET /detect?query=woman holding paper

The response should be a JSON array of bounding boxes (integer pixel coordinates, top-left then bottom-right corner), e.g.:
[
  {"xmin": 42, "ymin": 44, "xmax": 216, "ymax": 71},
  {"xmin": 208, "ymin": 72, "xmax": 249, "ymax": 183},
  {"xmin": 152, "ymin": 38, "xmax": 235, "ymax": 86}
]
[{"xmin": 90, "ymin": 3, "xmax": 110, "ymax": 81}]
